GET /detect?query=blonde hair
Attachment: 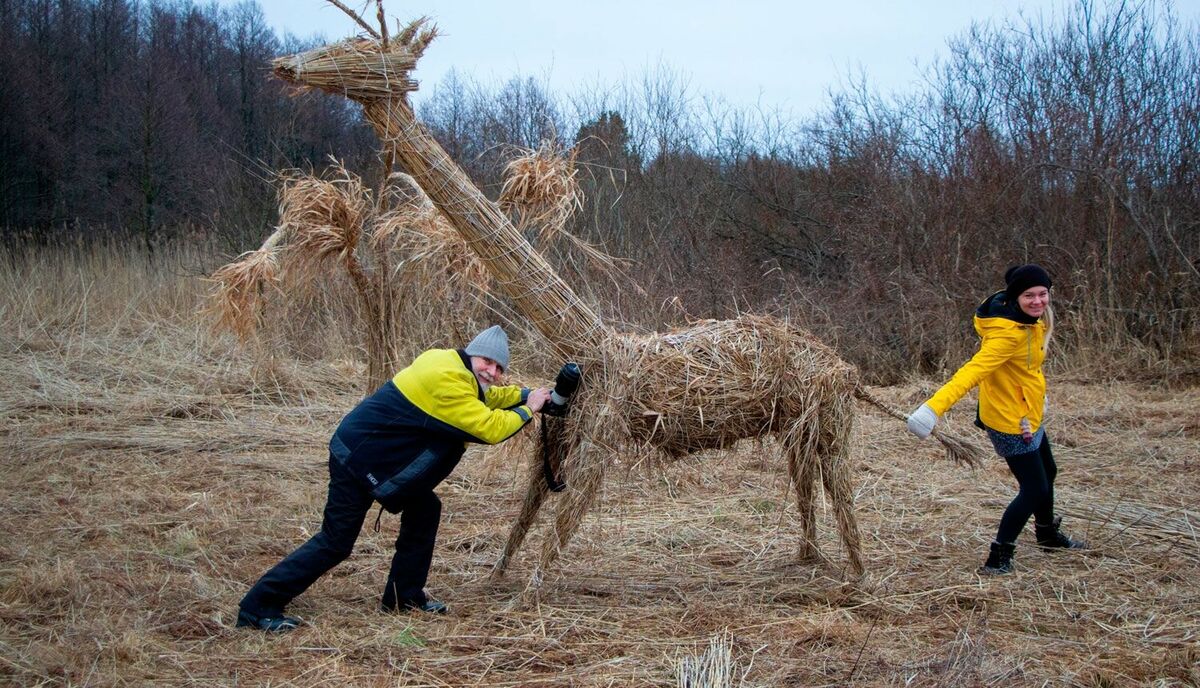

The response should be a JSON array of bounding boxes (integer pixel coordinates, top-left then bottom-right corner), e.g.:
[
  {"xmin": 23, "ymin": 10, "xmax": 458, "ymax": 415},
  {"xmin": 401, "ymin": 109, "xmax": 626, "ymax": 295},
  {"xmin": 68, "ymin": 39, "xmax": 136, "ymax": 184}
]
[{"xmin": 1042, "ymin": 304, "xmax": 1054, "ymax": 354}]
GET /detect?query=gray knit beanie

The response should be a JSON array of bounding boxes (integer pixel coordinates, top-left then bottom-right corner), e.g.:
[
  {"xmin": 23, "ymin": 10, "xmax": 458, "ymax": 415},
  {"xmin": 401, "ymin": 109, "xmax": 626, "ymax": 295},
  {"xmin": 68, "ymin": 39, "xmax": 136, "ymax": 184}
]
[{"xmin": 464, "ymin": 325, "xmax": 510, "ymax": 370}]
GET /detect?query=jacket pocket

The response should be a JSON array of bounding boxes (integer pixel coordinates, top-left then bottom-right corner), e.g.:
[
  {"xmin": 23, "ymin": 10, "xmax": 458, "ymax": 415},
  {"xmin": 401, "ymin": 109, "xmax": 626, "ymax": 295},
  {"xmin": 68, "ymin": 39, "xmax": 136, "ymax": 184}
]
[{"xmin": 371, "ymin": 448, "xmax": 441, "ymax": 513}]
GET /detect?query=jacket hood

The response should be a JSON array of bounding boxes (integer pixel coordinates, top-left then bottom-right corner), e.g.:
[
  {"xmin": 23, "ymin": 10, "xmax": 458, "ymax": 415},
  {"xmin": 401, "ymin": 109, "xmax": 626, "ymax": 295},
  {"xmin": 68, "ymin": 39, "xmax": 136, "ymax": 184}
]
[{"xmin": 976, "ymin": 290, "xmax": 1039, "ymax": 326}]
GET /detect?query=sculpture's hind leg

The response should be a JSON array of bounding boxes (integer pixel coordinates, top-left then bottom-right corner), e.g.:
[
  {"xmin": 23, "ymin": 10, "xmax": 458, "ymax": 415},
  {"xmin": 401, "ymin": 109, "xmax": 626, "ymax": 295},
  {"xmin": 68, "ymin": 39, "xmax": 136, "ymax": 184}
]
[
  {"xmin": 784, "ymin": 418, "xmax": 821, "ymax": 561},
  {"xmin": 817, "ymin": 396, "xmax": 865, "ymax": 575}
]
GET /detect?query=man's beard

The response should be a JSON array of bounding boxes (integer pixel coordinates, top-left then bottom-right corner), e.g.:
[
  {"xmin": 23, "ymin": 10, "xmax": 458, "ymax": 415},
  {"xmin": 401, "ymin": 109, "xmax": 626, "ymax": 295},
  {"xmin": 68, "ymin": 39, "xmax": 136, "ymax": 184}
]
[{"xmin": 477, "ymin": 379, "xmax": 490, "ymax": 393}]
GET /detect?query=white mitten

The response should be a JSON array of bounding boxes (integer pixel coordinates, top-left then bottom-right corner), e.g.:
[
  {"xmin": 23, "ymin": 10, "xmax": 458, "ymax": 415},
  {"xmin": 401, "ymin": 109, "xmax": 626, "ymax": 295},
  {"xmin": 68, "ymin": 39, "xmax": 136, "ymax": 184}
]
[{"xmin": 906, "ymin": 403, "xmax": 938, "ymax": 439}]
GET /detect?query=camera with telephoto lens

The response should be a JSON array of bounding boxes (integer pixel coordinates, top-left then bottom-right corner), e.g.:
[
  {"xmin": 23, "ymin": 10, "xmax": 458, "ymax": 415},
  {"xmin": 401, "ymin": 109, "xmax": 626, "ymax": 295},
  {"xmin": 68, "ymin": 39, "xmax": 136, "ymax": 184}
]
[{"xmin": 541, "ymin": 362, "xmax": 580, "ymax": 417}]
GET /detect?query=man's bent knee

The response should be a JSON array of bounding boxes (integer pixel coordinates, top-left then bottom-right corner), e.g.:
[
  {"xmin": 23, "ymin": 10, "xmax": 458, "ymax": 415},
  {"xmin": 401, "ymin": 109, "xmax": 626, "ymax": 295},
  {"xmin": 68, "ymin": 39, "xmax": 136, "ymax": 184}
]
[{"xmin": 311, "ymin": 531, "xmax": 357, "ymax": 562}]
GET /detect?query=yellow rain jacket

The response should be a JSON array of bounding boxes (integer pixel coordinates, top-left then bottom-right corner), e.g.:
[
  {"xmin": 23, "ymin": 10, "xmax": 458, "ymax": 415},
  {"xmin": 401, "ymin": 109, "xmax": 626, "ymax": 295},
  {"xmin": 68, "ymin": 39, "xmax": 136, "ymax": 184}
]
[
  {"xmin": 391, "ymin": 348, "xmax": 532, "ymax": 444},
  {"xmin": 926, "ymin": 292, "xmax": 1047, "ymax": 435}
]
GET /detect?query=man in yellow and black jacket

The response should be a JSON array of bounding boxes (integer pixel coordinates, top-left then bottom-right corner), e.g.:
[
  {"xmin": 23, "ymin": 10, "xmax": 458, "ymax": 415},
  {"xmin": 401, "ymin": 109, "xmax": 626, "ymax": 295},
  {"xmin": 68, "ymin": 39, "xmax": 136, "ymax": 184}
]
[{"xmin": 238, "ymin": 326, "xmax": 551, "ymax": 632}]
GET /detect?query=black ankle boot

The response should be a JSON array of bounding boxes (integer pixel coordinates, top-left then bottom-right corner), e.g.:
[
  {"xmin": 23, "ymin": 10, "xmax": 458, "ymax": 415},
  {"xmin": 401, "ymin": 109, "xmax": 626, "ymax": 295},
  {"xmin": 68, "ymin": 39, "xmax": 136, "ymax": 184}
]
[
  {"xmin": 979, "ymin": 541, "xmax": 1016, "ymax": 575},
  {"xmin": 382, "ymin": 598, "xmax": 448, "ymax": 614},
  {"xmin": 235, "ymin": 608, "xmax": 301, "ymax": 633},
  {"xmin": 1035, "ymin": 516, "xmax": 1086, "ymax": 550},
  {"xmin": 381, "ymin": 586, "xmax": 448, "ymax": 615}
]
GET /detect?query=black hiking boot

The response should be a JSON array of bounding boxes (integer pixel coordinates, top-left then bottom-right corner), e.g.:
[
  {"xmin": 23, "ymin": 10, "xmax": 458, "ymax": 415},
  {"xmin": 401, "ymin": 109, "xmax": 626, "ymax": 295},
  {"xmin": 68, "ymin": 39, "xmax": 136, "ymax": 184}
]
[
  {"xmin": 381, "ymin": 588, "xmax": 448, "ymax": 615},
  {"xmin": 978, "ymin": 540, "xmax": 1016, "ymax": 575},
  {"xmin": 235, "ymin": 608, "xmax": 301, "ymax": 633},
  {"xmin": 382, "ymin": 598, "xmax": 448, "ymax": 614},
  {"xmin": 404, "ymin": 599, "xmax": 448, "ymax": 614},
  {"xmin": 1035, "ymin": 516, "xmax": 1087, "ymax": 550}
]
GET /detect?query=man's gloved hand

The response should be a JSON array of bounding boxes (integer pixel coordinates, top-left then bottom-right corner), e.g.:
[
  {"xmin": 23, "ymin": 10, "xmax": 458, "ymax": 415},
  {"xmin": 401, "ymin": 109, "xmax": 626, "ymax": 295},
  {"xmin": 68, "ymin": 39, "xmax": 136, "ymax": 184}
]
[{"xmin": 906, "ymin": 403, "xmax": 938, "ymax": 439}]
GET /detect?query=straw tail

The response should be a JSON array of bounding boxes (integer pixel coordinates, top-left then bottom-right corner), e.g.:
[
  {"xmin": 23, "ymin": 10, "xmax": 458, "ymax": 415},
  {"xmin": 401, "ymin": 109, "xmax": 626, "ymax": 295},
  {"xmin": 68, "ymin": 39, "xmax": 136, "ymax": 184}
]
[
  {"xmin": 359, "ymin": 98, "xmax": 605, "ymax": 359},
  {"xmin": 853, "ymin": 388, "xmax": 983, "ymax": 468}
]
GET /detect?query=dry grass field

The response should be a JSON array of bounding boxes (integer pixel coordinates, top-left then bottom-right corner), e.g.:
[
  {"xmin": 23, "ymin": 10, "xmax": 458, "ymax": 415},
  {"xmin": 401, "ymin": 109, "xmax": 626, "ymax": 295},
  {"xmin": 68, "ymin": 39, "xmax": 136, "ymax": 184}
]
[{"xmin": 1, "ymin": 243, "xmax": 1198, "ymax": 686}]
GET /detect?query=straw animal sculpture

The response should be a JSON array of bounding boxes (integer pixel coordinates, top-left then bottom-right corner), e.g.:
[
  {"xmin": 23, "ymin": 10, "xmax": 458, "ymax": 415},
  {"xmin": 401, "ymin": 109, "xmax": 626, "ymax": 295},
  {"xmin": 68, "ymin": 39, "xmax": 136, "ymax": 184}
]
[
  {"xmin": 271, "ymin": 8, "xmax": 981, "ymax": 588},
  {"xmin": 499, "ymin": 317, "xmax": 870, "ymax": 581}
]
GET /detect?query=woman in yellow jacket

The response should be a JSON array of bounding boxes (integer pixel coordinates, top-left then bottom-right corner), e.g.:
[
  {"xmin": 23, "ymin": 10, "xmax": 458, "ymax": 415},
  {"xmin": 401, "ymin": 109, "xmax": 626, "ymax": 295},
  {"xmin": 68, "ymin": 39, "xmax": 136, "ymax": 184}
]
[{"xmin": 907, "ymin": 265, "xmax": 1085, "ymax": 574}]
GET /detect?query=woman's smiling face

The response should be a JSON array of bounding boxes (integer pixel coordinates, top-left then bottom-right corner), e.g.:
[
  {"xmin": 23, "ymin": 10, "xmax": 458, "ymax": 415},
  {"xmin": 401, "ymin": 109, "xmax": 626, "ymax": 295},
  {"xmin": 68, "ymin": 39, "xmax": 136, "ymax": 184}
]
[{"xmin": 1017, "ymin": 286, "xmax": 1050, "ymax": 319}]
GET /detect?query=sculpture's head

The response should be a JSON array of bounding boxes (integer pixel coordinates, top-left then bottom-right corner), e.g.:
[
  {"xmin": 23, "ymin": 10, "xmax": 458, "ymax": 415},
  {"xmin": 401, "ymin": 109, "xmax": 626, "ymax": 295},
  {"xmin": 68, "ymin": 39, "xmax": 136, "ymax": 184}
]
[{"xmin": 272, "ymin": 19, "xmax": 436, "ymax": 102}]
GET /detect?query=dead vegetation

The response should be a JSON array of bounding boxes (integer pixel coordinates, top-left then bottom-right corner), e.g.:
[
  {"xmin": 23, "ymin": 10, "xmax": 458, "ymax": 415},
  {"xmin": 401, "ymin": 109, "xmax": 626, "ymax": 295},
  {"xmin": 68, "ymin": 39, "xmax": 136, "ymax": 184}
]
[
  {"xmin": 207, "ymin": 161, "xmax": 495, "ymax": 392},
  {"xmin": 2, "ymin": 4, "xmax": 1195, "ymax": 685},
  {"xmin": 1, "ymin": 241, "xmax": 1198, "ymax": 686}
]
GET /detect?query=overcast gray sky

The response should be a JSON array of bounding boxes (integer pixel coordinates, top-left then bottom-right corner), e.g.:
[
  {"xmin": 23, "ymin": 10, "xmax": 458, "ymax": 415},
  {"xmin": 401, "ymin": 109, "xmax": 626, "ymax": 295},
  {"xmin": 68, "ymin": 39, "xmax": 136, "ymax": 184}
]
[{"xmin": 239, "ymin": 0, "xmax": 1198, "ymax": 115}]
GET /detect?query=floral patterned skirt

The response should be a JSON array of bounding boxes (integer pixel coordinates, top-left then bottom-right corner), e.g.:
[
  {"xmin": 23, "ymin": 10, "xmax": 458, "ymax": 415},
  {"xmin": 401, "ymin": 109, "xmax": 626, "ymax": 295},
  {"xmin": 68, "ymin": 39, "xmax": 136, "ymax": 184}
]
[{"xmin": 985, "ymin": 426, "xmax": 1045, "ymax": 458}]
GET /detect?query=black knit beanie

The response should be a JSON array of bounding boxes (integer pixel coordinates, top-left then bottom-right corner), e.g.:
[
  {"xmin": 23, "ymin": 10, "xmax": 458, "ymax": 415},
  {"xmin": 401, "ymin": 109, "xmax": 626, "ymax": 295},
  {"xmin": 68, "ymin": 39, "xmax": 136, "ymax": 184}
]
[{"xmin": 1004, "ymin": 264, "xmax": 1052, "ymax": 301}]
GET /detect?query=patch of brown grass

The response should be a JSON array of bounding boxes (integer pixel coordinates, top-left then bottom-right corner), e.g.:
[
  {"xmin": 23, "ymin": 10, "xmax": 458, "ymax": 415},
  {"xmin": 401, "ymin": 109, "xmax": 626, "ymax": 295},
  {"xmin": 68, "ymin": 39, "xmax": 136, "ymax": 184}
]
[{"xmin": 2, "ymin": 243, "xmax": 1198, "ymax": 686}]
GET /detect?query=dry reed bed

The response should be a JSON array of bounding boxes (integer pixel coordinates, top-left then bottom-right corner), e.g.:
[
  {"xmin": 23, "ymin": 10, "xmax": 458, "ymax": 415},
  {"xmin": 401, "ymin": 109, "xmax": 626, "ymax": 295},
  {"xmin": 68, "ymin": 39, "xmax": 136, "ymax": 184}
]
[{"xmin": 1, "ymin": 259, "xmax": 1198, "ymax": 686}]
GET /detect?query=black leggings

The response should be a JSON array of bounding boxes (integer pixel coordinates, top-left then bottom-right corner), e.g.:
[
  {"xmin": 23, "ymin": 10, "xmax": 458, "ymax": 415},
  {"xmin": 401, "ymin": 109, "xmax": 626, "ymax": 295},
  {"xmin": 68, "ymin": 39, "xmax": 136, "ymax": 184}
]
[{"xmin": 996, "ymin": 437, "xmax": 1058, "ymax": 544}]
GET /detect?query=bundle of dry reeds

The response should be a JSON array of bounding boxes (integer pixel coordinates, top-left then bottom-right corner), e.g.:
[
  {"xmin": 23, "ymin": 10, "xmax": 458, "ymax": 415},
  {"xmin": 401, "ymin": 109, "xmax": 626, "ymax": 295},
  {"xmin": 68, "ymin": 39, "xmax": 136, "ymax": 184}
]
[
  {"xmin": 499, "ymin": 139, "xmax": 583, "ymax": 244},
  {"xmin": 498, "ymin": 141, "xmax": 629, "ymax": 289},
  {"xmin": 208, "ymin": 163, "xmax": 372, "ymax": 342},
  {"xmin": 599, "ymin": 316, "xmax": 859, "ymax": 458},
  {"xmin": 208, "ymin": 161, "xmax": 497, "ymax": 387},
  {"xmin": 276, "ymin": 164, "xmax": 370, "ymax": 265},
  {"xmin": 676, "ymin": 630, "xmax": 741, "ymax": 688},
  {"xmin": 272, "ymin": 36, "xmax": 425, "ymax": 100},
  {"xmin": 207, "ymin": 247, "xmax": 279, "ymax": 341}
]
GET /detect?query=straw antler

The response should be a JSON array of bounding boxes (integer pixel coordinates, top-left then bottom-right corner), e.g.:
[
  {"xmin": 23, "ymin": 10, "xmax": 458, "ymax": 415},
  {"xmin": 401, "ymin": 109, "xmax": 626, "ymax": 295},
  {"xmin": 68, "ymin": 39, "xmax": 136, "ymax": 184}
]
[
  {"xmin": 375, "ymin": 0, "xmax": 389, "ymax": 47},
  {"xmin": 326, "ymin": 0, "xmax": 381, "ymax": 39}
]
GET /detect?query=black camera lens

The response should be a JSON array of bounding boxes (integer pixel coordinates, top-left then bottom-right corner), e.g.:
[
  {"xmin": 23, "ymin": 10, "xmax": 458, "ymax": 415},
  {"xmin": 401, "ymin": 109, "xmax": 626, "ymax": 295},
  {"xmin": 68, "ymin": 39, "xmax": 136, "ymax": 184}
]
[{"xmin": 554, "ymin": 363, "xmax": 581, "ymax": 399}]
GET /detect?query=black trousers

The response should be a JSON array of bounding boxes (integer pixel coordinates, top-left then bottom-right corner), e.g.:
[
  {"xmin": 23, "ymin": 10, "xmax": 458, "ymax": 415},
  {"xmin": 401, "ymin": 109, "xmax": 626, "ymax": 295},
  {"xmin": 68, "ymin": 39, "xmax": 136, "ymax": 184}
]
[
  {"xmin": 995, "ymin": 437, "xmax": 1058, "ymax": 544},
  {"xmin": 239, "ymin": 454, "xmax": 442, "ymax": 616}
]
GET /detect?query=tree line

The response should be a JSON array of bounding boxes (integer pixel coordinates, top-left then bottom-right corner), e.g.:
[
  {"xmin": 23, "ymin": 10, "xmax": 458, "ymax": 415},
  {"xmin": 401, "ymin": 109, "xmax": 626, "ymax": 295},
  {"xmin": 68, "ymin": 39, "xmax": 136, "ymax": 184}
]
[
  {"xmin": 3, "ymin": 0, "xmax": 1197, "ymax": 381},
  {"xmin": 0, "ymin": 0, "xmax": 378, "ymax": 250}
]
